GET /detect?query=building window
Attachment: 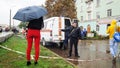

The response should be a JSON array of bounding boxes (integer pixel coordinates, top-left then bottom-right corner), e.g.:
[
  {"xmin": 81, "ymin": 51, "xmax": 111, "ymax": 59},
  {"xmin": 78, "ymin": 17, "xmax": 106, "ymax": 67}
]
[
  {"xmin": 107, "ymin": 9, "xmax": 112, "ymax": 17},
  {"xmin": 96, "ymin": 0, "xmax": 100, "ymax": 7},
  {"xmin": 81, "ymin": 16, "xmax": 83, "ymax": 21},
  {"xmin": 85, "ymin": 0, "xmax": 93, "ymax": 3},
  {"xmin": 106, "ymin": 0, "xmax": 113, "ymax": 5},
  {"xmin": 96, "ymin": 12, "xmax": 100, "ymax": 19},
  {"xmin": 96, "ymin": 25, "xmax": 99, "ymax": 31},
  {"xmin": 88, "ymin": 13, "xmax": 91, "ymax": 20}
]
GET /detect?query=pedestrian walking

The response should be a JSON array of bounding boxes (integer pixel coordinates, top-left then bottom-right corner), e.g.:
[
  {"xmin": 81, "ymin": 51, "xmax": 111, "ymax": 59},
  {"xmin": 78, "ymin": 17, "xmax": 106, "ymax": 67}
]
[
  {"xmin": 83, "ymin": 28, "xmax": 87, "ymax": 39},
  {"xmin": 106, "ymin": 19, "xmax": 118, "ymax": 62},
  {"xmin": 26, "ymin": 17, "xmax": 44, "ymax": 66},
  {"xmin": 80, "ymin": 28, "xmax": 84, "ymax": 40},
  {"xmin": 67, "ymin": 22, "xmax": 81, "ymax": 57},
  {"xmin": 113, "ymin": 26, "xmax": 120, "ymax": 60}
]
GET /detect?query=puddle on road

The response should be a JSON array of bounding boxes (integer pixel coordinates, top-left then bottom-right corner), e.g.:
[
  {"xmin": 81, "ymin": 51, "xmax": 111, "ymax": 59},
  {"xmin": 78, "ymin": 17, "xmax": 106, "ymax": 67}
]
[{"xmin": 76, "ymin": 40, "xmax": 120, "ymax": 68}]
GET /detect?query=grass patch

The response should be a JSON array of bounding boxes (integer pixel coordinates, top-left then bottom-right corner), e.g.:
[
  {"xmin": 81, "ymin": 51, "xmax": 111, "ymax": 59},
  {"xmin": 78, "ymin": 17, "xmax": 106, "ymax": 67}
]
[
  {"xmin": 1, "ymin": 35, "xmax": 56, "ymax": 57},
  {"xmin": 0, "ymin": 35, "xmax": 75, "ymax": 68},
  {"xmin": 0, "ymin": 48, "xmax": 74, "ymax": 68}
]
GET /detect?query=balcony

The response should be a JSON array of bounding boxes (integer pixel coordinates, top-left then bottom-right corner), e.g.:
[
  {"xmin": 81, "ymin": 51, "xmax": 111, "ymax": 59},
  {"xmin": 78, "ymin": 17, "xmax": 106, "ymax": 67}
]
[{"xmin": 85, "ymin": 0, "xmax": 93, "ymax": 3}]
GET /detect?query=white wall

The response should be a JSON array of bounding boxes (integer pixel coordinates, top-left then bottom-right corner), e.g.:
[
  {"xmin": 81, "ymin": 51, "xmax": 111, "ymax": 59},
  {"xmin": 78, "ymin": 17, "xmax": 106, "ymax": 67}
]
[
  {"xmin": 79, "ymin": 21, "xmax": 108, "ymax": 36},
  {"xmin": 79, "ymin": 21, "xmax": 96, "ymax": 31},
  {"xmin": 99, "ymin": 24, "xmax": 108, "ymax": 36}
]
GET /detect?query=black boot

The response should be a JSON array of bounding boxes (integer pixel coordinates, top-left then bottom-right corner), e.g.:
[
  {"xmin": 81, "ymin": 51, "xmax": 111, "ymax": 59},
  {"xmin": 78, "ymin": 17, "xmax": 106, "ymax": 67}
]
[
  {"xmin": 75, "ymin": 55, "xmax": 80, "ymax": 57},
  {"xmin": 34, "ymin": 61, "xmax": 38, "ymax": 65},
  {"xmin": 27, "ymin": 61, "xmax": 31, "ymax": 66},
  {"xmin": 62, "ymin": 45, "xmax": 66, "ymax": 50},
  {"xmin": 112, "ymin": 56, "xmax": 116, "ymax": 64}
]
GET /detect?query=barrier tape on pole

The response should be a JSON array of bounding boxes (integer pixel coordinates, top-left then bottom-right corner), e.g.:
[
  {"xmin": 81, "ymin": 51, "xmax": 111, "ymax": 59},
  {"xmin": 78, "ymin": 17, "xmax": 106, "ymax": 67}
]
[
  {"xmin": 0, "ymin": 45, "xmax": 112, "ymax": 62},
  {"xmin": 0, "ymin": 45, "xmax": 60, "ymax": 59}
]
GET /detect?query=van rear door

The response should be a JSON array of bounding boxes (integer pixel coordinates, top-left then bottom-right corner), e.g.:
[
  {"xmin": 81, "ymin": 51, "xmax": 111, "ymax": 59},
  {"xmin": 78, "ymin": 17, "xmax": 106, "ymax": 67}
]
[
  {"xmin": 61, "ymin": 18, "xmax": 71, "ymax": 40},
  {"xmin": 52, "ymin": 17, "xmax": 60, "ymax": 42},
  {"xmin": 65, "ymin": 18, "xmax": 71, "ymax": 28}
]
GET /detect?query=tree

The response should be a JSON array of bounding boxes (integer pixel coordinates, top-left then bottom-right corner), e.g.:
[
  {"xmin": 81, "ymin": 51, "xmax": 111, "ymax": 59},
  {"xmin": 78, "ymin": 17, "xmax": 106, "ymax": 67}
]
[
  {"xmin": 18, "ymin": 22, "xmax": 27, "ymax": 28},
  {"xmin": 45, "ymin": 0, "xmax": 77, "ymax": 19}
]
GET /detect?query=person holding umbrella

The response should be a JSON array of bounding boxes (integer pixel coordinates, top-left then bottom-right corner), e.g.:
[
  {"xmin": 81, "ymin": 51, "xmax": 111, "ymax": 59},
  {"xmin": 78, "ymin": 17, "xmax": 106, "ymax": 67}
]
[
  {"xmin": 13, "ymin": 6, "xmax": 47, "ymax": 66},
  {"xmin": 26, "ymin": 17, "xmax": 44, "ymax": 65}
]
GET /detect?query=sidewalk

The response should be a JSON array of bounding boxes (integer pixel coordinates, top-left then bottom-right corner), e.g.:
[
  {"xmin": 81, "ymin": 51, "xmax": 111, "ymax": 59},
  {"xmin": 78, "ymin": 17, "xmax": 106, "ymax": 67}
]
[{"xmin": 0, "ymin": 32, "xmax": 13, "ymax": 43}]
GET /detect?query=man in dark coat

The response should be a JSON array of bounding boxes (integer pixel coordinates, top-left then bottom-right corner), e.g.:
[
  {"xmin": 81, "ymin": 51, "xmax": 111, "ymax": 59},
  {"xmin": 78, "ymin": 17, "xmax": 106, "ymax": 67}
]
[
  {"xmin": 68, "ymin": 22, "xmax": 81, "ymax": 57},
  {"xmin": 61, "ymin": 22, "xmax": 81, "ymax": 57}
]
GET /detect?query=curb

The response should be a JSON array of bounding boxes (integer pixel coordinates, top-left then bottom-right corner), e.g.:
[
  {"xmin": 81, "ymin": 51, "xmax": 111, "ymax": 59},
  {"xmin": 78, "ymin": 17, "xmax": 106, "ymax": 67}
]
[
  {"xmin": 0, "ymin": 45, "xmax": 77, "ymax": 68},
  {"xmin": 42, "ymin": 46, "xmax": 77, "ymax": 68},
  {"xmin": 0, "ymin": 45, "xmax": 60, "ymax": 59}
]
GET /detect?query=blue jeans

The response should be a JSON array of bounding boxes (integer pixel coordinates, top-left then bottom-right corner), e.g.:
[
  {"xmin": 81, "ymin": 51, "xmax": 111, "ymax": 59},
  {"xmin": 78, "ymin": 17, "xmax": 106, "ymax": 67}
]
[
  {"xmin": 62, "ymin": 37, "xmax": 69, "ymax": 49},
  {"xmin": 109, "ymin": 39, "xmax": 118, "ymax": 57}
]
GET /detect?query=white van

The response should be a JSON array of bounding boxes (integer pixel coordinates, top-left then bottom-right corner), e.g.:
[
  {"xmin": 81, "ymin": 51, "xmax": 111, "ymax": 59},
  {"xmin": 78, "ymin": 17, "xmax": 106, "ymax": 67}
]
[{"xmin": 41, "ymin": 17, "xmax": 71, "ymax": 46}]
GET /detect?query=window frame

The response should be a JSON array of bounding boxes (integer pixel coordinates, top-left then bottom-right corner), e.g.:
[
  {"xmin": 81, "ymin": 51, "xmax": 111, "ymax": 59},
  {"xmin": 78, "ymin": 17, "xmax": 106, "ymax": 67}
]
[{"xmin": 107, "ymin": 9, "xmax": 112, "ymax": 17}]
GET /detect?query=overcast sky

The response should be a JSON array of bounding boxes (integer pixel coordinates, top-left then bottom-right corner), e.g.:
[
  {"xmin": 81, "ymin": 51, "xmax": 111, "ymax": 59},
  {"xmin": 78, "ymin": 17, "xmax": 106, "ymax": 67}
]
[{"xmin": 0, "ymin": 0, "xmax": 46, "ymax": 26}]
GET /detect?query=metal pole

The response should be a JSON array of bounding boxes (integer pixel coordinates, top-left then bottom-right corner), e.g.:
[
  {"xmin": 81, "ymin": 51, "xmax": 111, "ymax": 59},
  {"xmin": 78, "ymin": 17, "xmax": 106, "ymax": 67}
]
[
  {"xmin": 10, "ymin": 9, "xmax": 11, "ymax": 29},
  {"xmin": 13, "ymin": 20, "xmax": 14, "ymax": 27}
]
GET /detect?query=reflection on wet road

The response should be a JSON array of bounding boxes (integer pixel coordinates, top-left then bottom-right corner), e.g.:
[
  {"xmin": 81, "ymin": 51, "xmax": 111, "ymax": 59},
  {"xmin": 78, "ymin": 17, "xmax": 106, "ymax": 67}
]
[{"xmin": 76, "ymin": 40, "xmax": 120, "ymax": 68}]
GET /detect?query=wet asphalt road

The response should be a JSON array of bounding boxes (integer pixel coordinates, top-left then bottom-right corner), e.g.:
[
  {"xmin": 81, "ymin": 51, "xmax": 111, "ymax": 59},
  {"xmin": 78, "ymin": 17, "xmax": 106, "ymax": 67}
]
[
  {"xmin": 77, "ymin": 40, "xmax": 120, "ymax": 68},
  {"xmin": 48, "ymin": 40, "xmax": 120, "ymax": 68}
]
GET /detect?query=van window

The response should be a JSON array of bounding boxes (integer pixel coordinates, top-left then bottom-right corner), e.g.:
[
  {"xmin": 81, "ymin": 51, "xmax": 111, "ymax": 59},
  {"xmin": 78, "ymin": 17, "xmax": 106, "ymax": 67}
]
[
  {"xmin": 44, "ymin": 20, "xmax": 53, "ymax": 30},
  {"xmin": 65, "ymin": 19, "xmax": 71, "ymax": 28}
]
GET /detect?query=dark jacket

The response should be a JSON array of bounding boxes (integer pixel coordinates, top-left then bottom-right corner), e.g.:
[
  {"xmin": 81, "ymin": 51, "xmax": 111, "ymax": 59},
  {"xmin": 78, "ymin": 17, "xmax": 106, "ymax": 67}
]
[
  {"xmin": 28, "ymin": 17, "xmax": 44, "ymax": 30},
  {"xmin": 62, "ymin": 26, "xmax": 81, "ymax": 39},
  {"xmin": 69, "ymin": 27, "xmax": 81, "ymax": 39},
  {"xmin": 61, "ymin": 26, "xmax": 72, "ymax": 37}
]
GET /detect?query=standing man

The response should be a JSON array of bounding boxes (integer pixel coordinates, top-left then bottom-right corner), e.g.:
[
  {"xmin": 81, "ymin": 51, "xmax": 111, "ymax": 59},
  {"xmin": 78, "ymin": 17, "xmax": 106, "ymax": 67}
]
[
  {"xmin": 26, "ymin": 17, "xmax": 44, "ymax": 66},
  {"xmin": 68, "ymin": 22, "xmax": 81, "ymax": 57}
]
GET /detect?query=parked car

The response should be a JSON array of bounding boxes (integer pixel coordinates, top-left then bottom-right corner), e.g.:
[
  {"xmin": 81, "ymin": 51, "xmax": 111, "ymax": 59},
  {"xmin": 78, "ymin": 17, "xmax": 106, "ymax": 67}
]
[
  {"xmin": 5, "ymin": 27, "xmax": 10, "ymax": 32},
  {"xmin": 0, "ymin": 26, "xmax": 2, "ymax": 32},
  {"xmin": 12, "ymin": 27, "xmax": 19, "ymax": 34}
]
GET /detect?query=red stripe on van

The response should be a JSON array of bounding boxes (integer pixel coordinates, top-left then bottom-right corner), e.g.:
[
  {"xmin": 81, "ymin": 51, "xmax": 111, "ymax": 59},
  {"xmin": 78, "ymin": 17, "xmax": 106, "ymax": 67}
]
[
  {"xmin": 41, "ymin": 30, "xmax": 52, "ymax": 32},
  {"xmin": 58, "ymin": 17, "xmax": 62, "ymax": 40}
]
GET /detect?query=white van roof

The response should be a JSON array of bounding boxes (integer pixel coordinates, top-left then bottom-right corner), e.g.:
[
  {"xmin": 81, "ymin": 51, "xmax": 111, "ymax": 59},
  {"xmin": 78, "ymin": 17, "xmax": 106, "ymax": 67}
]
[{"xmin": 44, "ymin": 17, "xmax": 71, "ymax": 21}]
